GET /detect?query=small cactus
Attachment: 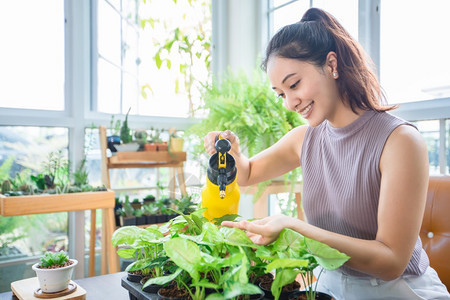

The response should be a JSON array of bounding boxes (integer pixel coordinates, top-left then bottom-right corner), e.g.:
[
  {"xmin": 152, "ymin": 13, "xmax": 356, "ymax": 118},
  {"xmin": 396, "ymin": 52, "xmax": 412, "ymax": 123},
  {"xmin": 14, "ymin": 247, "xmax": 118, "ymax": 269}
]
[{"xmin": 2, "ymin": 180, "xmax": 12, "ymax": 194}]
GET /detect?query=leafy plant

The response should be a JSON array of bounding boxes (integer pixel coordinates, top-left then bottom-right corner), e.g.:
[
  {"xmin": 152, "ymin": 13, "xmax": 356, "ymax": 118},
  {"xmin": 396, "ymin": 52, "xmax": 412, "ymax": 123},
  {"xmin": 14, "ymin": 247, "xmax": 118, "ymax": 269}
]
[
  {"xmin": 38, "ymin": 250, "xmax": 69, "ymax": 268},
  {"xmin": 186, "ymin": 69, "xmax": 306, "ymax": 215},
  {"xmin": 112, "ymin": 209, "xmax": 349, "ymax": 300},
  {"xmin": 109, "ymin": 115, "xmax": 122, "ymax": 136},
  {"xmin": 120, "ymin": 107, "xmax": 133, "ymax": 144},
  {"xmin": 140, "ymin": 0, "xmax": 211, "ymax": 117},
  {"xmin": 72, "ymin": 158, "xmax": 89, "ymax": 187}
]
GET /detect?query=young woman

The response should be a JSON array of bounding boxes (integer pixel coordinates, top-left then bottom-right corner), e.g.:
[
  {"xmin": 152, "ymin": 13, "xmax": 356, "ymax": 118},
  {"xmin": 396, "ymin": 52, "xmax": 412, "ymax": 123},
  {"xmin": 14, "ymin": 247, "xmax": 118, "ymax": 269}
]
[{"xmin": 204, "ymin": 7, "xmax": 450, "ymax": 300}]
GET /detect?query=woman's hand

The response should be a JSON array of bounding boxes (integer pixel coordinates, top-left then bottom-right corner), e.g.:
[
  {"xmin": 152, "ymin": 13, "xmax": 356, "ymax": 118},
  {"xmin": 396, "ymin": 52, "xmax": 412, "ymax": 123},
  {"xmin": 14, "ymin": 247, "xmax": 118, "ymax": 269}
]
[
  {"xmin": 203, "ymin": 130, "xmax": 242, "ymax": 157},
  {"xmin": 222, "ymin": 214, "xmax": 294, "ymax": 245}
]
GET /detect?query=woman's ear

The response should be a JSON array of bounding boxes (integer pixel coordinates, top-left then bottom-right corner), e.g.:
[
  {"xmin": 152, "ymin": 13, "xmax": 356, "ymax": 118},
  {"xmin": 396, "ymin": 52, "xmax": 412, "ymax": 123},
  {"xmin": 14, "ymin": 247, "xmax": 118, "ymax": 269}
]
[{"xmin": 326, "ymin": 51, "xmax": 338, "ymax": 78}]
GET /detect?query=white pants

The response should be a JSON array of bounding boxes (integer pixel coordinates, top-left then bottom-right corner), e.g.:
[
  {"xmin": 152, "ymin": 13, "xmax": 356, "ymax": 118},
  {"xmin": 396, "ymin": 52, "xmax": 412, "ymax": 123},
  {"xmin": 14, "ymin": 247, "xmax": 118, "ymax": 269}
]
[{"xmin": 312, "ymin": 266, "xmax": 450, "ymax": 300}]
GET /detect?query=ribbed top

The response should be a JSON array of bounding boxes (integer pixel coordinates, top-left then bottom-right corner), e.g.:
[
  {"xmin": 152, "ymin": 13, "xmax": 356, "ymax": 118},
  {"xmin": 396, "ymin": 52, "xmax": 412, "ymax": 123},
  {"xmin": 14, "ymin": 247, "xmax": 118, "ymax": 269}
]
[{"xmin": 301, "ymin": 110, "xmax": 429, "ymax": 277}]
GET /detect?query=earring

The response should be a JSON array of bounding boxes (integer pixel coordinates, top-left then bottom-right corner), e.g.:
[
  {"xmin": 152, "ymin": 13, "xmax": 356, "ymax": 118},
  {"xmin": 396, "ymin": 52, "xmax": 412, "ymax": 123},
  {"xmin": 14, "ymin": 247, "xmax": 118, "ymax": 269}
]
[{"xmin": 333, "ymin": 72, "xmax": 338, "ymax": 78}]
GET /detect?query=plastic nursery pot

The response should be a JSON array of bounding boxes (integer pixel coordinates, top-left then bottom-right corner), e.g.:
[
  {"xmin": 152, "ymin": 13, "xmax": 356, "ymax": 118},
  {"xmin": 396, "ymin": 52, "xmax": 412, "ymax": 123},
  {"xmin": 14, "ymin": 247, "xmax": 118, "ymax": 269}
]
[
  {"xmin": 157, "ymin": 284, "xmax": 190, "ymax": 300},
  {"xmin": 236, "ymin": 292, "xmax": 265, "ymax": 300},
  {"xmin": 140, "ymin": 277, "xmax": 164, "ymax": 294},
  {"xmin": 32, "ymin": 259, "xmax": 78, "ymax": 293},
  {"xmin": 259, "ymin": 280, "xmax": 300, "ymax": 300},
  {"xmin": 127, "ymin": 271, "xmax": 144, "ymax": 283},
  {"xmin": 288, "ymin": 290, "xmax": 334, "ymax": 300}
]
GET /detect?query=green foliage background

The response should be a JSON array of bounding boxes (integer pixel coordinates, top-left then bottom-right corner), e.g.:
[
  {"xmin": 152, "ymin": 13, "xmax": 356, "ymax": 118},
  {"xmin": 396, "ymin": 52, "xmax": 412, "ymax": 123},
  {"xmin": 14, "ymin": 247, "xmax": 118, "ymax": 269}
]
[{"xmin": 187, "ymin": 69, "xmax": 306, "ymax": 216}]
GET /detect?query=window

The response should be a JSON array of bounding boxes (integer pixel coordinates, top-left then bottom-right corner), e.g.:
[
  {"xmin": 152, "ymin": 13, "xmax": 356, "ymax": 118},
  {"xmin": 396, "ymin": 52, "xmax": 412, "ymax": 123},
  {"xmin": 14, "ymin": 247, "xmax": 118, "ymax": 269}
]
[
  {"xmin": 94, "ymin": 0, "xmax": 212, "ymax": 117},
  {"xmin": 0, "ymin": 126, "xmax": 69, "ymax": 292},
  {"xmin": 380, "ymin": 0, "xmax": 450, "ymax": 104},
  {"xmin": 0, "ymin": 1, "xmax": 65, "ymax": 111}
]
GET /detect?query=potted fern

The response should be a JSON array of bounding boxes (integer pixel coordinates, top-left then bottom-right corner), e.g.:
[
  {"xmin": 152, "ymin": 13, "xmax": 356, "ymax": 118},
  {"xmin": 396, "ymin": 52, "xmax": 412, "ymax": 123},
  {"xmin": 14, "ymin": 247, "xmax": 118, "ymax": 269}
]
[{"xmin": 32, "ymin": 250, "xmax": 78, "ymax": 293}]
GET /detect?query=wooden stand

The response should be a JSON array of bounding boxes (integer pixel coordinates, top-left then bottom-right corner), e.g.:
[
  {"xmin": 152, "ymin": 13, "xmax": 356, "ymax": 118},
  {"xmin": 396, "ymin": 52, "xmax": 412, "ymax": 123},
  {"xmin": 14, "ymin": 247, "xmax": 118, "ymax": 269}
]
[
  {"xmin": 0, "ymin": 190, "xmax": 120, "ymax": 277},
  {"xmin": 98, "ymin": 126, "xmax": 187, "ymax": 273},
  {"xmin": 11, "ymin": 278, "xmax": 86, "ymax": 300}
]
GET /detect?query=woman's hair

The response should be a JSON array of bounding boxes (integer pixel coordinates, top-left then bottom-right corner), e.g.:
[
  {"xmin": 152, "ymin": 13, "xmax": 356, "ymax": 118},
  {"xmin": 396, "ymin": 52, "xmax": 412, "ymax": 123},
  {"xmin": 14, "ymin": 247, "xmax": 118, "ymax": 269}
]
[{"xmin": 262, "ymin": 7, "xmax": 395, "ymax": 112}]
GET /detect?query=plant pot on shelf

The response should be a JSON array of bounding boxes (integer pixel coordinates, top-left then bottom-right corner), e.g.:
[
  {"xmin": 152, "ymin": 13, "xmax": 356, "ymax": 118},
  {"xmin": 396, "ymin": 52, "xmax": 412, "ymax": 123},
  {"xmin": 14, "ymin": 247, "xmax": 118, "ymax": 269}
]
[
  {"xmin": 32, "ymin": 259, "xmax": 78, "ymax": 293},
  {"xmin": 115, "ymin": 143, "xmax": 140, "ymax": 152},
  {"xmin": 120, "ymin": 216, "xmax": 137, "ymax": 227},
  {"xmin": 169, "ymin": 137, "xmax": 184, "ymax": 152},
  {"xmin": 107, "ymin": 135, "xmax": 121, "ymax": 152},
  {"xmin": 145, "ymin": 215, "xmax": 157, "ymax": 224},
  {"xmin": 156, "ymin": 142, "xmax": 168, "ymax": 151},
  {"xmin": 136, "ymin": 216, "xmax": 146, "ymax": 225},
  {"xmin": 144, "ymin": 143, "xmax": 157, "ymax": 151}
]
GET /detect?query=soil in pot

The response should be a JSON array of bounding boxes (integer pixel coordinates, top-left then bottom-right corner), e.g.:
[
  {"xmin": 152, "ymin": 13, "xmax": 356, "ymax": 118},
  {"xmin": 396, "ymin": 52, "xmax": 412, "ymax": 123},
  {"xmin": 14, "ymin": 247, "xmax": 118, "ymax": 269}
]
[
  {"xmin": 259, "ymin": 277, "xmax": 300, "ymax": 300},
  {"xmin": 127, "ymin": 270, "xmax": 144, "ymax": 283},
  {"xmin": 158, "ymin": 284, "xmax": 191, "ymax": 300},
  {"xmin": 251, "ymin": 272, "xmax": 274, "ymax": 286},
  {"xmin": 289, "ymin": 290, "xmax": 333, "ymax": 300},
  {"xmin": 237, "ymin": 292, "xmax": 265, "ymax": 300}
]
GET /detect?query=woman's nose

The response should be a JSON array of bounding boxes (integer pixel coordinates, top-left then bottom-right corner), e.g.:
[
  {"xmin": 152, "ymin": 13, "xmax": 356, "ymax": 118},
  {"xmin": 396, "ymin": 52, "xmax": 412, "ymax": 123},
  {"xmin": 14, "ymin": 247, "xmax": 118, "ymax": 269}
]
[{"xmin": 284, "ymin": 94, "xmax": 299, "ymax": 111}]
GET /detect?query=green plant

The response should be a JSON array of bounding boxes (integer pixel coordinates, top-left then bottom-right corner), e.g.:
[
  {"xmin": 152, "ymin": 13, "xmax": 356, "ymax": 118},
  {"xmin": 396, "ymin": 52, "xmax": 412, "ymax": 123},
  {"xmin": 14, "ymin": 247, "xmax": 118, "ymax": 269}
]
[
  {"xmin": 72, "ymin": 158, "xmax": 89, "ymax": 187},
  {"xmin": 256, "ymin": 228, "xmax": 350, "ymax": 300},
  {"xmin": 174, "ymin": 194, "xmax": 197, "ymax": 215},
  {"xmin": 120, "ymin": 107, "xmax": 133, "ymax": 144},
  {"xmin": 186, "ymin": 69, "xmax": 306, "ymax": 215},
  {"xmin": 109, "ymin": 115, "xmax": 122, "ymax": 136},
  {"xmin": 38, "ymin": 250, "xmax": 69, "ymax": 268},
  {"xmin": 140, "ymin": 0, "xmax": 211, "ymax": 117}
]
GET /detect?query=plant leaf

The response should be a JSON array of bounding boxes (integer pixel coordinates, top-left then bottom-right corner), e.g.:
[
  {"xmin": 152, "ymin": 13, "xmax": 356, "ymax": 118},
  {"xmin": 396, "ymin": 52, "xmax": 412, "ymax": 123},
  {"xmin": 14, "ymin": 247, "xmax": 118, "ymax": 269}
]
[
  {"xmin": 305, "ymin": 237, "xmax": 350, "ymax": 270},
  {"xmin": 163, "ymin": 237, "xmax": 201, "ymax": 282}
]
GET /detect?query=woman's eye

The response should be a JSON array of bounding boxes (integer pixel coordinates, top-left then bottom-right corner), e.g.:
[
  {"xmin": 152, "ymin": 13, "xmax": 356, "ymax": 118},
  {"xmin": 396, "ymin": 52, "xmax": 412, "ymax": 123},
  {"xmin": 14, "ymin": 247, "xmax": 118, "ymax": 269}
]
[{"xmin": 290, "ymin": 80, "xmax": 300, "ymax": 89}]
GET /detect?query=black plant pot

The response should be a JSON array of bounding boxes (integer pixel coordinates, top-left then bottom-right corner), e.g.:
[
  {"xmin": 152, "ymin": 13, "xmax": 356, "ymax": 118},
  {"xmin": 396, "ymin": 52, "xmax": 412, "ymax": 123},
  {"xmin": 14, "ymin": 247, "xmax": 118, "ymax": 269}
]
[
  {"xmin": 145, "ymin": 215, "xmax": 157, "ymax": 224},
  {"xmin": 157, "ymin": 285, "xmax": 190, "ymax": 300},
  {"xmin": 140, "ymin": 278, "xmax": 163, "ymax": 294},
  {"xmin": 156, "ymin": 214, "xmax": 167, "ymax": 224},
  {"xmin": 136, "ymin": 216, "xmax": 146, "ymax": 225},
  {"xmin": 289, "ymin": 290, "xmax": 334, "ymax": 300},
  {"xmin": 120, "ymin": 216, "xmax": 137, "ymax": 227},
  {"xmin": 127, "ymin": 272, "xmax": 144, "ymax": 283},
  {"xmin": 107, "ymin": 135, "xmax": 121, "ymax": 152},
  {"xmin": 259, "ymin": 281, "xmax": 300, "ymax": 300}
]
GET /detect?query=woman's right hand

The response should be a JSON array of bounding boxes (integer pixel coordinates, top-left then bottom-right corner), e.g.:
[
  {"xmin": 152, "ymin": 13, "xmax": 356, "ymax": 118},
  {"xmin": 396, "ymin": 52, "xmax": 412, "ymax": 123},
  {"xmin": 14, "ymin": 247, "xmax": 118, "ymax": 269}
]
[{"xmin": 203, "ymin": 130, "xmax": 242, "ymax": 157}]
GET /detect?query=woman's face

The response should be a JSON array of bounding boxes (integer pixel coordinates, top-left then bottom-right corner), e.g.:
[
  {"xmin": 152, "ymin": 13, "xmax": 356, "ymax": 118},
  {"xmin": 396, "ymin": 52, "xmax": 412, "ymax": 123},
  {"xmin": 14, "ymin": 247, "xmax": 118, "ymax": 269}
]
[{"xmin": 266, "ymin": 56, "xmax": 342, "ymax": 127}]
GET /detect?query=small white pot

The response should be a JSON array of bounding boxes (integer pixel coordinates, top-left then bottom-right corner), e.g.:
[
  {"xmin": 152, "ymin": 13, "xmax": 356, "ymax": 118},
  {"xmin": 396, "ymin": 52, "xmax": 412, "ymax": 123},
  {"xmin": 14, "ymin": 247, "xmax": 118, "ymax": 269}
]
[{"xmin": 32, "ymin": 259, "xmax": 78, "ymax": 293}]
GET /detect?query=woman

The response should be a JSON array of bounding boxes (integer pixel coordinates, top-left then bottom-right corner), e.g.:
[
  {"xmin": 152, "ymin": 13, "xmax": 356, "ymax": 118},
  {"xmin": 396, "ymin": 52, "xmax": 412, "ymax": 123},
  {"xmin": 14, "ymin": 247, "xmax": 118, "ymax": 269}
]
[{"xmin": 204, "ymin": 8, "xmax": 449, "ymax": 300}]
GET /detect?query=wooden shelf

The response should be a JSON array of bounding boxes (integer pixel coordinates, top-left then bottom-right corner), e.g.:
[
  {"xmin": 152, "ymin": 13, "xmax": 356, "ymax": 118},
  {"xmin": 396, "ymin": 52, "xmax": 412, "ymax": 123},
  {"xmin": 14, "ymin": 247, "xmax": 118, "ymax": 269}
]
[
  {"xmin": 108, "ymin": 151, "xmax": 186, "ymax": 169},
  {"xmin": 0, "ymin": 191, "xmax": 119, "ymax": 276},
  {"xmin": 0, "ymin": 190, "xmax": 114, "ymax": 216}
]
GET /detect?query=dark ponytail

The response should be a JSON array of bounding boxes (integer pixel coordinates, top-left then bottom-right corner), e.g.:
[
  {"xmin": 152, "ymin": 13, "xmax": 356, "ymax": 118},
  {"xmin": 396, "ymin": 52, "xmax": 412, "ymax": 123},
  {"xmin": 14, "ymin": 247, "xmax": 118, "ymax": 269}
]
[{"xmin": 262, "ymin": 7, "xmax": 396, "ymax": 112}]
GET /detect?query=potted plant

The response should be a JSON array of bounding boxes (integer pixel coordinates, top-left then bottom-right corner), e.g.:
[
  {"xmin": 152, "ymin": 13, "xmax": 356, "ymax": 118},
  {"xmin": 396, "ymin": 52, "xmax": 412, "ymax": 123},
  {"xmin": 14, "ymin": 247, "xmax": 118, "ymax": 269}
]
[
  {"xmin": 32, "ymin": 250, "xmax": 78, "ymax": 293},
  {"xmin": 107, "ymin": 115, "xmax": 121, "ymax": 152},
  {"xmin": 118, "ymin": 198, "xmax": 136, "ymax": 226},
  {"xmin": 143, "ymin": 194, "xmax": 156, "ymax": 205},
  {"xmin": 116, "ymin": 107, "xmax": 140, "ymax": 152},
  {"xmin": 255, "ymin": 228, "xmax": 350, "ymax": 300},
  {"xmin": 168, "ymin": 128, "xmax": 184, "ymax": 154}
]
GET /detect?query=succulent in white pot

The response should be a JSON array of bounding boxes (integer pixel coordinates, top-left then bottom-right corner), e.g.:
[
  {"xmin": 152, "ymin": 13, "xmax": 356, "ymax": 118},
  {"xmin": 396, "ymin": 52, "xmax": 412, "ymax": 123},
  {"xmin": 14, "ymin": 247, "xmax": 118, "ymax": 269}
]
[{"xmin": 32, "ymin": 251, "xmax": 78, "ymax": 293}]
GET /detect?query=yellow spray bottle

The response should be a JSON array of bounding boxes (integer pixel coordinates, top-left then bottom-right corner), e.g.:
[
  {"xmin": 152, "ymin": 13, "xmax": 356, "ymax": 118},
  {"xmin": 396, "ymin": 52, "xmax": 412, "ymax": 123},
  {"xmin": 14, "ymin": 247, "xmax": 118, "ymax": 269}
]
[{"xmin": 201, "ymin": 137, "xmax": 240, "ymax": 221}]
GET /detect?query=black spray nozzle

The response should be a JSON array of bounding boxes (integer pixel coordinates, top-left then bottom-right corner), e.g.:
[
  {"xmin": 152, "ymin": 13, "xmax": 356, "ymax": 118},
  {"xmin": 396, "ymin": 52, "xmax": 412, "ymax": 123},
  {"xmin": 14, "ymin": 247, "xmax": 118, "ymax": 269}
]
[
  {"xmin": 215, "ymin": 138, "xmax": 231, "ymax": 154},
  {"xmin": 207, "ymin": 137, "xmax": 236, "ymax": 199}
]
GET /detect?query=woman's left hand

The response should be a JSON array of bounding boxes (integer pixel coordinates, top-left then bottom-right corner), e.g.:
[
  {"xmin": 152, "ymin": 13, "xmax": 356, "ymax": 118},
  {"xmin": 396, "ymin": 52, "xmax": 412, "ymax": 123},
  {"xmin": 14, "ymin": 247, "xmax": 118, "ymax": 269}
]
[{"xmin": 222, "ymin": 214, "xmax": 294, "ymax": 245}]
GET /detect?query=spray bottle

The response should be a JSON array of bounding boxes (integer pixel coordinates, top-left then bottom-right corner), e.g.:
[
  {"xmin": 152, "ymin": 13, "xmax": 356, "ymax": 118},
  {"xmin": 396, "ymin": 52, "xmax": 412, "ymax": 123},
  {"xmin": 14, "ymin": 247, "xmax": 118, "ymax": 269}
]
[{"xmin": 201, "ymin": 137, "xmax": 240, "ymax": 221}]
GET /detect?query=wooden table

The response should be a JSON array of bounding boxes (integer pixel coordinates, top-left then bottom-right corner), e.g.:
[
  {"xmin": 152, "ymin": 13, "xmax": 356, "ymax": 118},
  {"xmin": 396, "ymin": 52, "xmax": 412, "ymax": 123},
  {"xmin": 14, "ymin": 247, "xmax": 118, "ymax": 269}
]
[
  {"xmin": 0, "ymin": 272, "xmax": 128, "ymax": 300},
  {"xmin": 0, "ymin": 191, "xmax": 120, "ymax": 277}
]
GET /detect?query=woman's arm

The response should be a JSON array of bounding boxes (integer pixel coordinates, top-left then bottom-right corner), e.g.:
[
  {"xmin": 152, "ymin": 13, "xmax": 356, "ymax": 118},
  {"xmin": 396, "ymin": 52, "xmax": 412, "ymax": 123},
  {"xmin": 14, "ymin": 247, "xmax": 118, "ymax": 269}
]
[
  {"xmin": 204, "ymin": 125, "xmax": 307, "ymax": 186},
  {"xmin": 223, "ymin": 124, "xmax": 429, "ymax": 280}
]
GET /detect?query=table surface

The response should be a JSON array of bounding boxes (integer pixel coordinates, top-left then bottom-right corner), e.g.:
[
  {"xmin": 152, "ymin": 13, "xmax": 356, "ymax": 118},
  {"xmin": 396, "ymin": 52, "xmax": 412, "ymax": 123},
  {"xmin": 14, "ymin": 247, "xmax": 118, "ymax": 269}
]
[{"xmin": 0, "ymin": 272, "xmax": 129, "ymax": 300}]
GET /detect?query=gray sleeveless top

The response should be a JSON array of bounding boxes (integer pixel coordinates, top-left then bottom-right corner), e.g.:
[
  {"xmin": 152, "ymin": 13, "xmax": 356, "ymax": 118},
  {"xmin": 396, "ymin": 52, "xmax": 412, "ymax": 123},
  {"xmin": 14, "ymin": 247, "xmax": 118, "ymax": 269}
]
[{"xmin": 300, "ymin": 110, "xmax": 429, "ymax": 277}]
